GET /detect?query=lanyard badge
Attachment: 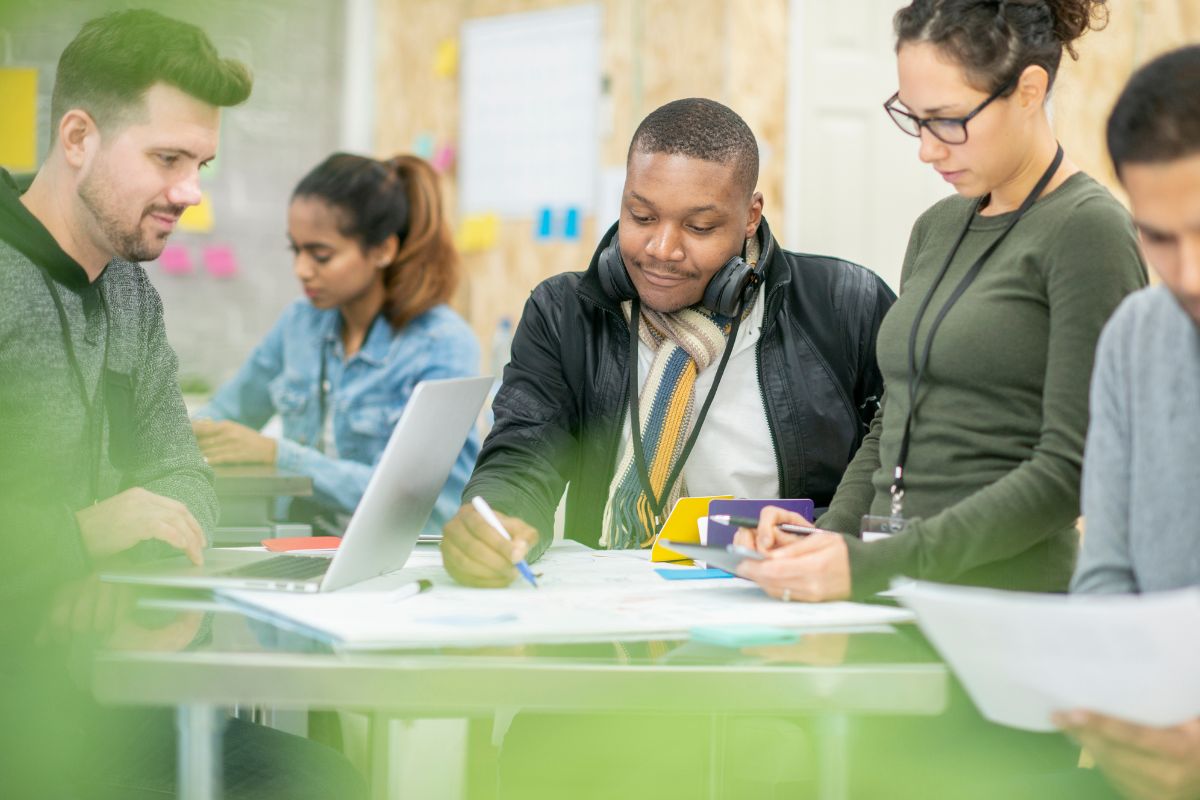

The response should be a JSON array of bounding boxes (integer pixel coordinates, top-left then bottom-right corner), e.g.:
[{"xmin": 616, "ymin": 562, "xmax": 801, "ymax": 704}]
[{"xmin": 864, "ymin": 145, "xmax": 1066, "ymax": 541}]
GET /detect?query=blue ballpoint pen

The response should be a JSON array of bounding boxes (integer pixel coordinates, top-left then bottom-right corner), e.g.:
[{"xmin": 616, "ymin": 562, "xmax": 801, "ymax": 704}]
[{"xmin": 471, "ymin": 496, "xmax": 539, "ymax": 588}]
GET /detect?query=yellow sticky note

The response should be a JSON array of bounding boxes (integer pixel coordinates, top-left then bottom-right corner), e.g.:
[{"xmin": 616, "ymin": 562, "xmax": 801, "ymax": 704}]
[
  {"xmin": 433, "ymin": 38, "xmax": 459, "ymax": 79},
  {"xmin": 178, "ymin": 192, "xmax": 214, "ymax": 233},
  {"xmin": 650, "ymin": 495, "xmax": 733, "ymax": 563},
  {"xmin": 475, "ymin": 213, "xmax": 498, "ymax": 249},
  {"xmin": 0, "ymin": 68, "xmax": 38, "ymax": 171},
  {"xmin": 455, "ymin": 213, "xmax": 499, "ymax": 254}
]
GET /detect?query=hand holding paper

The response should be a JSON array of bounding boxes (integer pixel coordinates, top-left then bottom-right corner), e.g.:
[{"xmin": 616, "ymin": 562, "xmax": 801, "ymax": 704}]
[
  {"xmin": 1054, "ymin": 711, "xmax": 1200, "ymax": 800},
  {"xmin": 896, "ymin": 582, "xmax": 1200, "ymax": 732}
]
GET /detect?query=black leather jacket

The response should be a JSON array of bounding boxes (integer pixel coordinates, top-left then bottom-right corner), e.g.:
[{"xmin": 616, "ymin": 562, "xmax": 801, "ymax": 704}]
[{"xmin": 464, "ymin": 218, "xmax": 896, "ymax": 558}]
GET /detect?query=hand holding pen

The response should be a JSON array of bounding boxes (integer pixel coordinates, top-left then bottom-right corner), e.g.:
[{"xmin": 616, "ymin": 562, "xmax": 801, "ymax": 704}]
[
  {"xmin": 470, "ymin": 496, "xmax": 539, "ymax": 589},
  {"xmin": 722, "ymin": 506, "xmax": 831, "ymax": 554}
]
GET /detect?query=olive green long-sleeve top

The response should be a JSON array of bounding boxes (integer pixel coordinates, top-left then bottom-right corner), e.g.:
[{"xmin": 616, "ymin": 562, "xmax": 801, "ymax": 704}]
[{"xmin": 818, "ymin": 173, "xmax": 1147, "ymax": 597}]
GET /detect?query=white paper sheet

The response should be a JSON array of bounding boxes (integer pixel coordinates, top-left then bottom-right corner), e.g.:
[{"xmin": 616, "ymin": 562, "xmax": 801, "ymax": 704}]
[
  {"xmin": 458, "ymin": 5, "xmax": 601, "ymax": 217},
  {"xmin": 893, "ymin": 581, "xmax": 1200, "ymax": 731},
  {"xmin": 220, "ymin": 545, "xmax": 913, "ymax": 651}
]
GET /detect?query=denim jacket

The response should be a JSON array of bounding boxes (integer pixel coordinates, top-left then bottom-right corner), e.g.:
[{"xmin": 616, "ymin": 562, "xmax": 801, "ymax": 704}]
[{"xmin": 198, "ymin": 300, "xmax": 481, "ymax": 528}]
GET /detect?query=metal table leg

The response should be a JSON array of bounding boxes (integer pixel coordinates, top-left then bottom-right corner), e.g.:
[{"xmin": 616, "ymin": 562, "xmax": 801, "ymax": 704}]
[
  {"xmin": 369, "ymin": 712, "xmax": 393, "ymax": 800},
  {"xmin": 177, "ymin": 703, "xmax": 224, "ymax": 800},
  {"xmin": 816, "ymin": 713, "xmax": 850, "ymax": 800},
  {"xmin": 707, "ymin": 713, "xmax": 729, "ymax": 799}
]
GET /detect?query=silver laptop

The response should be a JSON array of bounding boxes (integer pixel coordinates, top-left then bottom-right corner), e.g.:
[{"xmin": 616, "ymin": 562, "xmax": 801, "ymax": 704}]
[{"xmin": 102, "ymin": 376, "xmax": 492, "ymax": 593}]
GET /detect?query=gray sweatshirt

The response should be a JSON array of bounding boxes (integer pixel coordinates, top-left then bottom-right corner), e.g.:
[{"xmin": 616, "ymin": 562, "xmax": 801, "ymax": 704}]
[
  {"xmin": 1072, "ymin": 285, "xmax": 1200, "ymax": 594},
  {"xmin": 0, "ymin": 169, "xmax": 217, "ymax": 604}
]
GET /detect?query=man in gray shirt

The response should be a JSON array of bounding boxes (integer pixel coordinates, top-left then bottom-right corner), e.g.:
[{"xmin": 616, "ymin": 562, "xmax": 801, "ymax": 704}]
[
  {"xmin": 0, "ymin": 9, "xmax": 251, "ymax": 607},
  {"xmin": 1057, "ymin": 45, "xmax": 1200, "ymax": 800},
  {"xmin": 0, "ymin": 11, "xmax": 365, "ymax": 798}
]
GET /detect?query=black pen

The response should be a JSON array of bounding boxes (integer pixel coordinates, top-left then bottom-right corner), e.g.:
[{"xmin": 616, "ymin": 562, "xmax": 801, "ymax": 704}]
[{"xmin": 707, "ymin": 514, "xmax": 819, "ymax": 536}]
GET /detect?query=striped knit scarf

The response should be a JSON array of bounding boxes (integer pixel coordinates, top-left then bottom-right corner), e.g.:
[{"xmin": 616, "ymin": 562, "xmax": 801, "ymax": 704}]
[
  {"xmin": 600, "ymin": 238, "xmax": 760, "ymax": 549},
  {"xmin": 599, "ymin": 304, "xmax": 729, "ymax": 549}
]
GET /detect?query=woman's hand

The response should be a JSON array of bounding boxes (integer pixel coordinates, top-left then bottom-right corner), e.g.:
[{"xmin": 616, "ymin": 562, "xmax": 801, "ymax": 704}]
[
  {"xmin": 732, "ymin": 504, "xmax": 836, "ymax": 553},
  {"xmin": 736, "ymin": 530, "xmax": 852, "ymax": 602},
  {"xmin": 192, "ymin": 419, "xmax": 277, "ymax": 465}
]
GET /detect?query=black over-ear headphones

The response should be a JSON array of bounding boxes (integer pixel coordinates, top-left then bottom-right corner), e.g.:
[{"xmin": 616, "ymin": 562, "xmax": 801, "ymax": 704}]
[
  {"xmin": 598, "ymin": 223, "xmax": 764, "ymax": 536},
  {"xmin": 597, "ymin": 226, "xmax": 760, "ymax": 318}
]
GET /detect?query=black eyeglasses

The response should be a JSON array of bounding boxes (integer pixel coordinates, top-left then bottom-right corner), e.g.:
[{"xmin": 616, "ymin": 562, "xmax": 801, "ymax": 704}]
[{"xmin": 883, "ymin": 75, "xmax": 1017, "ymax": 145}]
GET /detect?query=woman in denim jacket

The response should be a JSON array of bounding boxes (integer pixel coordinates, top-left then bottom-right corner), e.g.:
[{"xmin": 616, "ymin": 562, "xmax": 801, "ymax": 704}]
[{"xmin": 193, "ymin": 154, "xmax": 480, "ymax": 529}]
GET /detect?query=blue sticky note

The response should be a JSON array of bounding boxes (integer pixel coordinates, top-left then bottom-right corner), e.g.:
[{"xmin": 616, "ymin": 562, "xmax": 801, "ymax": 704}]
[
  {"xmin": 535, "ymin": 207, "xmax": 553, "ymax": 240},
  {"xmin": 562, "ymin": 207, "xmax": 581, "ymax": 240},
  {"xmin": 413, "ymin": 133, "xmax": 435, "ymax": 160},
  {"xmin": 654, "ymin": 567, "xmax": 735, "ymax": 581}
]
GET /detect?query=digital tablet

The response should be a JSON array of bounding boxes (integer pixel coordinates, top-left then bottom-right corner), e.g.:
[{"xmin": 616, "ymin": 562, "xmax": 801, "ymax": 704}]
[{"xmin": 657, "ymin": 540, "xmax": 766, "ymax": 574}]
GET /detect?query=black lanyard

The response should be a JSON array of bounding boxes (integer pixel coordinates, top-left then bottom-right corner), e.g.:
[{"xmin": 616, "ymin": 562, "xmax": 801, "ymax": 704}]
[
  {"xmin": 890, "ymin": 144, "xmax": 1065, "ymax": 513},
  {"xmin": 627, "ymin": 295, "xmax": 745, "ymax": 529}
]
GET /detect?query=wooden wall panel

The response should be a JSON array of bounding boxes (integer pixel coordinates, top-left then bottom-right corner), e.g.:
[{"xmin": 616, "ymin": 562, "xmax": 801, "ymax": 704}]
[
  {"xmin": 373, "ymin": 0, "xmax": 788, "ymax": 357},
  {"xmin": 372, "ymin": 0, "xmax": 1199, "ymax": 354},
  {"xmin": 1055, "ymin": 0, "xmax": 1200, "ymax": 201}
]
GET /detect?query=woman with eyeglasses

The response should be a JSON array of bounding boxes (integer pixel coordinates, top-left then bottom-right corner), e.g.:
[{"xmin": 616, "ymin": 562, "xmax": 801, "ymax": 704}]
[{"xmin": 736, "ymin": 0, "xmax": 1146, "ymax": 602}]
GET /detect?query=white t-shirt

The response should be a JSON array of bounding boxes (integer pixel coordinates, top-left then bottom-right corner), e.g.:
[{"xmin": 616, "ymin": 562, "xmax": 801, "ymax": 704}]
[{"xmin": 614, "ymin": 287, "xmax": 779, "ymax": 501}]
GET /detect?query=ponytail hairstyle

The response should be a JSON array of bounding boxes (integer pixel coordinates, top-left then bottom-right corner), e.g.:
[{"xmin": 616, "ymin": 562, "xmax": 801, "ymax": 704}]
[
  {"xmin": 894, "ymin": 0, "xmax": 1109, "ymax": 95},
  {"xmin": 292, "ymin": 153, "xmax": 460, "ymax": 329}
]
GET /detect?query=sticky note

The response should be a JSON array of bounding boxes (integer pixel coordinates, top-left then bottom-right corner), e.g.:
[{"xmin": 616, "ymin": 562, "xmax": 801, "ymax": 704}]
[
  {"xmin": 158, "ymin": 244, "xmax": 193, "ymax": 276},
  {"xmin": 413, "ymin": 133, "xmax": 435, "ymax": 159},
  {"xmin": 431, "ymin": 143, "xmax": 455, "ymax": 173},
  {"xmin": 535, "ymin": 207, "xmax": 553, "ymax": 240},
  {"xmin": 202, "ymin": 244, "xmax": 238, "ymax": 278},
  {"xmin": 0, "ymin": 68, "xmax": 38, "ymax": 171},
  {"xmin": 178, "ymin": 192, "xmax": 214, "ymax": 233},
  {"xmin": 562, "ymin": 207, "xmax": 580, "ymax": 240},
  {"xmin": 433, "ymin": 38, "xmax": 458, "ymax": 79},
  {"xmin": 455, "ymin": 213, "xmax": 499, "ymax": 253},
  {"xmin": 654, "ymin": 568, "xmax": 734, "ymax": 581}
]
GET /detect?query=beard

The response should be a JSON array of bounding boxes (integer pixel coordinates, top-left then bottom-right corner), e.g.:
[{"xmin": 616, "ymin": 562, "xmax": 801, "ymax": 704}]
[{"xmin": 78, "ymin": 169, "xmax": 181, "ymax": 263}]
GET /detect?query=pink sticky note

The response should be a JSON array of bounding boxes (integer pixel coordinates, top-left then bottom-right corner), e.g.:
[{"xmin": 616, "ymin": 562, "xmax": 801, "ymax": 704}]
[
  {"xmin": 432, "ymin": 143, "xmax": 455, "ymax": 173},
  {"xmin": 202, "ymin": 244, "xmax": 238, "ymax": 279},
  {"xmin": 158, "ymin": 244, "xmax": 193, "ymax": 275}
]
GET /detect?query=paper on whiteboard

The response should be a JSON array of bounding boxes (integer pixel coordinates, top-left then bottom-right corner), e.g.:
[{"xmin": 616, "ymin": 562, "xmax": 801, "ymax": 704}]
[
  {"xmin": 894, "ymin": 581, "xmax": 1200, "ymax": 731},
  {"xmin": 220, "ymin": 547, "xmax": 913, "ymax": 651},
  {"xmin": 458, "ymin": 5, "xmax": 601, "ymax": 217}
]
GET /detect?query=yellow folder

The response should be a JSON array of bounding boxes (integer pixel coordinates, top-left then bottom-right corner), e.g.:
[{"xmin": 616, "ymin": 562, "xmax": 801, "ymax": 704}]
[{"xmin": 650, "ymin": 495, "xmax": 733, "ymax": 563}]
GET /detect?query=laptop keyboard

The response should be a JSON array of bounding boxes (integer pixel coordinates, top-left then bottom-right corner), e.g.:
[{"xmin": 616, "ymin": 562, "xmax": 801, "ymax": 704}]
[{"xmin": 219, "ymin": 555, "xmax": 331, "ymax": 581}]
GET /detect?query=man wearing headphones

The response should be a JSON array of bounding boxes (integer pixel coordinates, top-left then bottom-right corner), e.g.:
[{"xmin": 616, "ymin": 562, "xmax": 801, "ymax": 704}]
[{"xmin": 443, "ymin": 98, "xmax": 894, "ymax": 586}]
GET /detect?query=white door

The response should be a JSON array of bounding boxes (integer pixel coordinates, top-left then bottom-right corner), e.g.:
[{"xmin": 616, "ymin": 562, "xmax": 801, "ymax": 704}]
[{"xmin": 783, "ymin": 0, "xmax": 951, "ymax": 291}]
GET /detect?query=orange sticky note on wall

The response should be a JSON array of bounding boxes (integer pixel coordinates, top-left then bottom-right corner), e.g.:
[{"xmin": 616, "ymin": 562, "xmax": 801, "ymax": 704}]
[
  {"xmin": 0, "ymin": 68, "xmax": 38, "ymax": 171},
  {"xmin": 650, "ymin": 495, "xmax": 733, "ymax": 563}
]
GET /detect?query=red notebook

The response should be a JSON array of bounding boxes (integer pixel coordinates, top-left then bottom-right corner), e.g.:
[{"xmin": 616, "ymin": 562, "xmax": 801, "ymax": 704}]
[{"xmin": 262, "ymin": 536, "xmax": 343, "ymax": 552}]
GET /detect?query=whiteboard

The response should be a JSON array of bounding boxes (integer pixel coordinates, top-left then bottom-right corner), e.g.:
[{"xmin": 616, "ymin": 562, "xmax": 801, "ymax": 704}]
[{"xmin": 459, "ymin": 4, "xmax": 601, "ymax": 218}]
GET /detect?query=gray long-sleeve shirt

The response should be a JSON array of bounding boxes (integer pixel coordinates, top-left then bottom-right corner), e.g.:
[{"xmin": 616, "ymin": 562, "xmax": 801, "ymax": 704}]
[
  {"xmin": 1072, "ymin": 285, "xmax": 1200, "ymax": 594},
  {"xmin": 0, "ymin": 170, "xmax": 217, "ymax": 607}
]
